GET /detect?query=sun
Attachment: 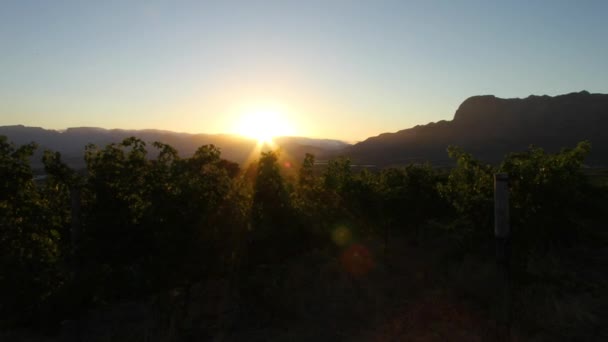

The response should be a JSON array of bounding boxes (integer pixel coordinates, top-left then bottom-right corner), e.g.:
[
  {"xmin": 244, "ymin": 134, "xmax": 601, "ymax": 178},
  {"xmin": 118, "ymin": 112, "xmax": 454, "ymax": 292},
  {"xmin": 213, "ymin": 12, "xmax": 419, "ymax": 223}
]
[{"xmin": 234, "ymin": 109, "xmax": 294, "ymax": 144}]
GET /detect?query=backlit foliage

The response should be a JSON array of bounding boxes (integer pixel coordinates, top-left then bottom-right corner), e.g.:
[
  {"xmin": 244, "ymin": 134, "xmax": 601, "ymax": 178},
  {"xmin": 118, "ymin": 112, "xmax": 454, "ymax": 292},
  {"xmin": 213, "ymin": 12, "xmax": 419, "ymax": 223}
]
[{"xmin": 0, "ymin": 135, "xmax": 601, "ymax": 334}]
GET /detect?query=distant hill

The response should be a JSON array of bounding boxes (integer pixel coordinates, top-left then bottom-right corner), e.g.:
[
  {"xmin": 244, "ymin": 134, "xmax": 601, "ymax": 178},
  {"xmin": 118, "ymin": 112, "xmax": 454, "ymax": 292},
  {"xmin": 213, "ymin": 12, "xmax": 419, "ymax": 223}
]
[
  {"xmin": 4, "ymin": 91, "xmax": 608, "ymax": 169},
  {"xmin": 347, "ymin": 91, "xmax": 608, "ymax": 166},
  {"xmin": 0, "ymin": 126, "xmax": 349, "ymax": 169}
]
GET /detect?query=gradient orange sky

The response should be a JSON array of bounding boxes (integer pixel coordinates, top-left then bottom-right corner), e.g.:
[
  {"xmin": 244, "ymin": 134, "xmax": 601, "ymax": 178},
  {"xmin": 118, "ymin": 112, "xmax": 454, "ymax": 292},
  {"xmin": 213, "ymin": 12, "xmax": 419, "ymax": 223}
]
[{"xmin": 1, "ymin": 1, "xmax": 608, "ymax": 142}]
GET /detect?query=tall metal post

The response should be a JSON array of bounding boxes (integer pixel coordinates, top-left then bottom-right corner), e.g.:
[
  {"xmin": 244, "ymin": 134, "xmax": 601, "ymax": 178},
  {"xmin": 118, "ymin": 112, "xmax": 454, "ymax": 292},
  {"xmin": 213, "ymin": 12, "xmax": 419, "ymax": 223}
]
[
  {"xmin": 494, "ymin": 173, "xmax": 511, "ymax": 339},
  {"xmin": 70, "ymin": 186, "xmax": 82, "ymax": 250},
  {"xmin": 68, "ymin": 186, "xmax": 83, "ymax": 342}
]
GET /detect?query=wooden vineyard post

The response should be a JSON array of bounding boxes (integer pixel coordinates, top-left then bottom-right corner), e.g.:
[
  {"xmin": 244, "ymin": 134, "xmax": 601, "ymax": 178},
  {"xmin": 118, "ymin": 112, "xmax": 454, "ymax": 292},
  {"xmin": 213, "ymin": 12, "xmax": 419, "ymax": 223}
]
[{"xmin": 494, "ymin": 173, "xmax": 511, "ymax": 339}]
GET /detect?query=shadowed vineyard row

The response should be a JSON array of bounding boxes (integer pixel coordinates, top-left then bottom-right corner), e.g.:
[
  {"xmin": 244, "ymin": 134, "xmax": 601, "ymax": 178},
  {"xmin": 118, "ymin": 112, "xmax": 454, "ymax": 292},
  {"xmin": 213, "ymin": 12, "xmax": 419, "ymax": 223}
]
[{"xmin": 1, "ymin": 136, "xmax": 606, "ymax": 340}]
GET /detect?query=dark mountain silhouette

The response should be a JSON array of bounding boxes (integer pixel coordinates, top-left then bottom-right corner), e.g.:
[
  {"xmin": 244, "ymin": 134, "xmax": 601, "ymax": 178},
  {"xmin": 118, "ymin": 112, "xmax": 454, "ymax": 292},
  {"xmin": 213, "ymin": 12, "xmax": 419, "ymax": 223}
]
[
  {"xmin": 3, "ymin": 91, "xmax": 608, "ymax": 168},
  {"xmin": 0, "ymin": 125, "xmax": 349, "ymax": 169},
  {"xmin": 347, "ymin": 91, "xmax": 608, "ymax": 166}
]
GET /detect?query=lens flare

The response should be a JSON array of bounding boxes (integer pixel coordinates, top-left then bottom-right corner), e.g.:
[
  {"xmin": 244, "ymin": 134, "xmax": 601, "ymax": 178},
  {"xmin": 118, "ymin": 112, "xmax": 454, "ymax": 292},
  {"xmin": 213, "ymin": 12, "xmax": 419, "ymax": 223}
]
[
  {"xmin": 332, "ymin": 226, "xmax": 352, "ymax": 247},
  {"xmin": 340, "ymin": 243, "xmax": 374, "ymax": 277}
]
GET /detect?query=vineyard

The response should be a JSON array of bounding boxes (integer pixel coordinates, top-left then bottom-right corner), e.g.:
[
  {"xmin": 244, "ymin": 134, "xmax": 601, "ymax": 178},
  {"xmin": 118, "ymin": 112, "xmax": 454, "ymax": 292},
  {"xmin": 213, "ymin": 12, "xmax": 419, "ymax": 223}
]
[{"xmin": 1, "ymin": 136, "xmax": 606, "ymax": 341}]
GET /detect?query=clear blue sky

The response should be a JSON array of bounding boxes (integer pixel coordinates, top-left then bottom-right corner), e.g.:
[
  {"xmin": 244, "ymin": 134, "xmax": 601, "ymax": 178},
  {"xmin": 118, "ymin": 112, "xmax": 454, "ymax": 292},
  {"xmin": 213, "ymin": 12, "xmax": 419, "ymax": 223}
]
[{"xmin": 1, "ymin": 0, "xmax": 607, "ymax": 141}]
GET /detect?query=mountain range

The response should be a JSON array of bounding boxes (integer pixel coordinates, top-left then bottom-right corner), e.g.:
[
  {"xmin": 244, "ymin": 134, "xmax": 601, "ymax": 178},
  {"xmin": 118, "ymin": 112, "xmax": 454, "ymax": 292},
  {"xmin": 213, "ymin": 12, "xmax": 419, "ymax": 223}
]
[
  {"xmin": 348, "ymin": 90, "xmax": 608, "ymax": 166},
  {"xmin": 0, "ymin": 126, "xmax": 348, "ymax": 169},
  {"xmin": 2, "ymin": 90, "xmax": 608, "ymax": 169}
]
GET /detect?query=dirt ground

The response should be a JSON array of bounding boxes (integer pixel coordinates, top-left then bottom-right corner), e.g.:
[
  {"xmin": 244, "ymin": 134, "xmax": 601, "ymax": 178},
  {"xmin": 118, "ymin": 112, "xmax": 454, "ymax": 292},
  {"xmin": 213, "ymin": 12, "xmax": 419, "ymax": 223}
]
[{"xmin": 4, "ymin": 233, "xmax": 605, "ymax": 341}]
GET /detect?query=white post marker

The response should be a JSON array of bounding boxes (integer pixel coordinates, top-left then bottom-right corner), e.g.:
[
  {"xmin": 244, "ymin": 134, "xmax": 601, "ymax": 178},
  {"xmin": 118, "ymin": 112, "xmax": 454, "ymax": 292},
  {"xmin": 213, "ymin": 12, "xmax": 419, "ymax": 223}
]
[{"xmin": 494, "ymin": 173, "xmax": 510, "ymax": 240}]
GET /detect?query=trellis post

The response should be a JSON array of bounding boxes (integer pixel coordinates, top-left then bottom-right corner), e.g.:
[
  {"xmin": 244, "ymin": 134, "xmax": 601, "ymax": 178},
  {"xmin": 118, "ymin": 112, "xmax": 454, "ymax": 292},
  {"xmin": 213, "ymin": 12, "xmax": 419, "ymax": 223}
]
[{"xmin": 494, "ymin": 173, "xmax": 511, "ymax": 339}]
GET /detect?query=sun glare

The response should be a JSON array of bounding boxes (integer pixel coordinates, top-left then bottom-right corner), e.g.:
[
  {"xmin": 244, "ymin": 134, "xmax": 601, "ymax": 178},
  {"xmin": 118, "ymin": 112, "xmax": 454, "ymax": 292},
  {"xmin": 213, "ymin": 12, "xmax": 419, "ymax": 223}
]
[{"xmin": 234, "ymin": 109, "xmax": 294, "ymax": 144}]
